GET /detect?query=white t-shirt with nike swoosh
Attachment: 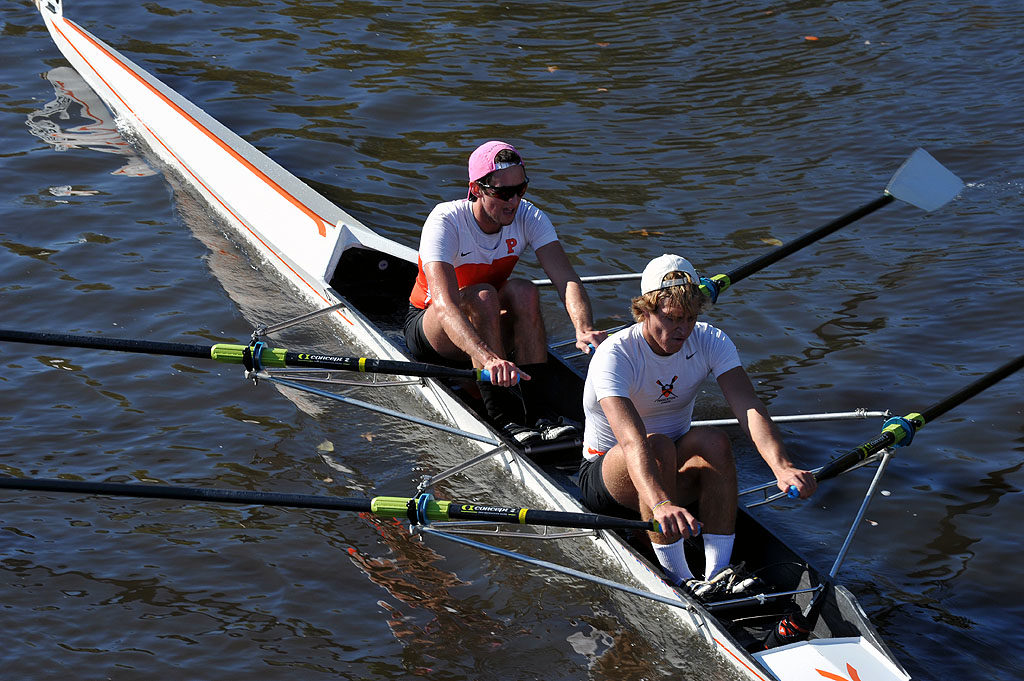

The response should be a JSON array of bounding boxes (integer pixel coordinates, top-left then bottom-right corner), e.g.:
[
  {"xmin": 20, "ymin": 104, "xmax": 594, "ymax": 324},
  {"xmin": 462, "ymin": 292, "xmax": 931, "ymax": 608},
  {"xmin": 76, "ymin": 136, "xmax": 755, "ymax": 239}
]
[
  {"xmin": 409, "ymin": 198, "xmax": 559, "ymax": 309},
  {"xmin": 582, "ymin": 322, "xmax": 741, "ymax": 461}
]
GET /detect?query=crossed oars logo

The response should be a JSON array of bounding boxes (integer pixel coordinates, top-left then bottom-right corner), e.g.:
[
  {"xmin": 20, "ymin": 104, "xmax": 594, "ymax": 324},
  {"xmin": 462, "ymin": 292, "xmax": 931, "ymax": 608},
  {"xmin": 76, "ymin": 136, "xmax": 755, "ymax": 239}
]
[{"xmin": 657, "ymin": 375, "xmax": 678, "ymax": 399}]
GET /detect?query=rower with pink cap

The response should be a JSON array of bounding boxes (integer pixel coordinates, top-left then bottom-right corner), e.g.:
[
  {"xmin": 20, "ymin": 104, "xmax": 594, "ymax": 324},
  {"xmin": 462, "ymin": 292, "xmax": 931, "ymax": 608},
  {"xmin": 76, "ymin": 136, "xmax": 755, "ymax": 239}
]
[{"xmin": 404, "ymin": 141, "xmax": 606, "ymax": 445}]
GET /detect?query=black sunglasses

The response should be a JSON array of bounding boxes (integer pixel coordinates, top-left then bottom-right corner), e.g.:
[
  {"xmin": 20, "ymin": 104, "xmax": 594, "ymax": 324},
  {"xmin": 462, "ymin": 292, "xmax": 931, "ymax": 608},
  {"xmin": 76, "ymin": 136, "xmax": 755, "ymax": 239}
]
[{"xmin": 476, "ymin": 177, "xmax": 529, "ymax": 201}]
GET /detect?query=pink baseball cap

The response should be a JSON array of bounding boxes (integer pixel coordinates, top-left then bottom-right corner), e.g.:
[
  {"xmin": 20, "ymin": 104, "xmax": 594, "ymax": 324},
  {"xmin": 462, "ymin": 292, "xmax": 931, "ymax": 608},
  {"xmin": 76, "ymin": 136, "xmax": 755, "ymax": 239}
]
[{"xmin": 467, "ymin": 140, "xmax": 522, "ymax": 199}]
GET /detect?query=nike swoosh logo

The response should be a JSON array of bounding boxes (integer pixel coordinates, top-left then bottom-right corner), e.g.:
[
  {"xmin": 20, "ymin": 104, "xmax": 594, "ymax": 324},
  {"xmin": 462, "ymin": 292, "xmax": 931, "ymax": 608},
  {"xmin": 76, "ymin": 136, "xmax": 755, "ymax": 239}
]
[
  {"xmin": 460, "ymin": 250, "xmax": 472, "ymax": 256},
  {"xmin": 686, "ymin": 352, "xmax": 696, "ymax": 359}
]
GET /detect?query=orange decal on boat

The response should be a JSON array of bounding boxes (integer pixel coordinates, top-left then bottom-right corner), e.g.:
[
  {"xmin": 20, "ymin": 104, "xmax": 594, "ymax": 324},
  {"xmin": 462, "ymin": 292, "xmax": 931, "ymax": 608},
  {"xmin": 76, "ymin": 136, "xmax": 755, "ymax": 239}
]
[{"xmin": 816, "ymin": 663, "xmax": 862, "ymax": 681}]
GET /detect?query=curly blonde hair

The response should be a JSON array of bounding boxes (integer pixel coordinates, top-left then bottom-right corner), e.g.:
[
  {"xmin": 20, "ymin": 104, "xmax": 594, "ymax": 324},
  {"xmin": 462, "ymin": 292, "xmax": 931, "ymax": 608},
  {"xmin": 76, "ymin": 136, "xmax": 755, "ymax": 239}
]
[{"xmin": 630, "ymin": 271, "xmax": 707, "ymax": 322}]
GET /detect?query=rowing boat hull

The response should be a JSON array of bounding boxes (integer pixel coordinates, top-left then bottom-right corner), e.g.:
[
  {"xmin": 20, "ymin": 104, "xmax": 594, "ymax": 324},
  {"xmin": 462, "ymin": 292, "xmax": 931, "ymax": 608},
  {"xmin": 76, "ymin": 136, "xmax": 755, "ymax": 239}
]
[
  {"xmin": 34, "ymin": 2, "xmax": 911, "ymax": 679},
  {"xmin": 32, "ymin": 0, "xmax": 496, "ymax": 443}
]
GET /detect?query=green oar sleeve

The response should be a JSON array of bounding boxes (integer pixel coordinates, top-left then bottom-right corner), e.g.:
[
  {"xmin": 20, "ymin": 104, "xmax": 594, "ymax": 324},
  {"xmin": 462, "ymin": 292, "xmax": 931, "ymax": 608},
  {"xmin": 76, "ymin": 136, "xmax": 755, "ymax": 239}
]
[{"xmin": 210, "ymin": 343, "xmax": 288, "ymax": 367}]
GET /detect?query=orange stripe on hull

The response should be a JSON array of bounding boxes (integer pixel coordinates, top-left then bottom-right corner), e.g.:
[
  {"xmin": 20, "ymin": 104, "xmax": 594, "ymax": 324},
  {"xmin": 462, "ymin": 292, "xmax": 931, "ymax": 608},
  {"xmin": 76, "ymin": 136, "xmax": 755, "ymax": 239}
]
[
  {"xmin": 48, "ymin": 16, "xmax": 353, "ymax": 326},
  {"xmin": 713, "ymin": 637, "xmax": 771, "ymax": 681}
]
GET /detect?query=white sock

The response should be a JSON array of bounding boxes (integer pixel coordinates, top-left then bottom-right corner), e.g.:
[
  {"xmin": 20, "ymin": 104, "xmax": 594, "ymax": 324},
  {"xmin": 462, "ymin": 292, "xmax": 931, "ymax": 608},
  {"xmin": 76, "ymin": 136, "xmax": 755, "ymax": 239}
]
[
  {"xmin": 652, "ymin": 540, "xmax": 695, "ymax": 585},
  {"xmin": 703, "ymin": 533, "xmax": 735, "ymax": 580}
]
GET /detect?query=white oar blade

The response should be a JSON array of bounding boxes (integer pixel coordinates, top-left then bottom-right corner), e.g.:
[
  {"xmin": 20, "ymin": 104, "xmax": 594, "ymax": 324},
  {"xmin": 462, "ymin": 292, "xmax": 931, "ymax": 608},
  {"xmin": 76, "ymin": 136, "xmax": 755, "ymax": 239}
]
[{"xmin": 885, "ymin": 147, "xmax": 964, "ymax": 212}]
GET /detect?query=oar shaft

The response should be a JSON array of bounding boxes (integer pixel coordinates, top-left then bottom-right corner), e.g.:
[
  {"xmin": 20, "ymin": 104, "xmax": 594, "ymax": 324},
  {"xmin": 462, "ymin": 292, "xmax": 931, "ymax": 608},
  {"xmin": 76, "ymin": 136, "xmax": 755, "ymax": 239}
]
[
  {"xmin": 533, "ymin": 196, "xmax": 894, "ymax": 292},
  {"xmin": 283, "ymin": 351, "xmax": 480, "ymax": 381},
  {"xmin": 455, "ymin": 505, "xmax": 654, "ymax": 531},
  {"xmin": 725, "ymin": 194, "xmax": 894, "ymax": 286},
  {"xmin": 817, "ymin": 353, "xmax": 1024, "ymax": 482},
  {"xmin": 0, "ymin": 328, "xmax": 484, "ymax": 381},
  {"xmin": 369, "ymin": 496, "xmax": 657, "ymax": 531},
  {"xmin": 0, "ymin": 477, "xmax": 373, "ymax": 513},
  {"xmin": 209, "ymin": 344, "xmax": 481, "ymax": 380},
  {"xmin": 815, "ymin": 431, "xmax": 895, "ymax": 483},
  {"xmin": 0, "ymin": 328, "xmax": 211, "ymax": 359},
  {"xmin": 0, "ymin": 478, "xmax": 659, "ymax": 532},
  {"xmin": 920, "ymin": 354, "xmax": 1024, "ymax": 424}
]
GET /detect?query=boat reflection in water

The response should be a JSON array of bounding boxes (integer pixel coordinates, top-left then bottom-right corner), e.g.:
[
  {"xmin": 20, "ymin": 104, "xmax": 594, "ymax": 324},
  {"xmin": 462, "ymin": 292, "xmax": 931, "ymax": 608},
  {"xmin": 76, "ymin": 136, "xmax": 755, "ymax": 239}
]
[{"xmin": 27, "ymin": 66, "xmax": 155, "ymax": 178}]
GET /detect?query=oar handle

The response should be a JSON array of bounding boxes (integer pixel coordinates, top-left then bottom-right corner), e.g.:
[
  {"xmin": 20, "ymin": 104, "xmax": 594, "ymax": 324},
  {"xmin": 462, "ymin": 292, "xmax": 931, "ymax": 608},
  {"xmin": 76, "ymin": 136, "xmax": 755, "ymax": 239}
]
[{"xmin": 476, "ymin": 368, "xmax": 522, "ymax": 384}]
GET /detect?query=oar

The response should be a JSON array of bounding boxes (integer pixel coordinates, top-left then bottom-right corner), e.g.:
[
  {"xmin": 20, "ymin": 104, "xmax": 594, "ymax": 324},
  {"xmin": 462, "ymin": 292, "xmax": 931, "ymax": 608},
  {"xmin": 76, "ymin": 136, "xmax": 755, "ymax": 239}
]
[
  {"xmin": 0, "ymin": 477, "xmax": 660, "ymax": 533},
  {"xmin": 758, "ymin": 352, "xmax": 1024, "ymax": 504},
  {"xmin": 0, "ymin": 328, "xmax": 492, "ymax": 382},
  {"xmin": 698, "ymin": 149, "xmax": 962, "ymax": 301},
  {"xmin": 761, "ymin": 353, "xmax": 1024, "ymax": 649},
  {"xmin": 532, "ymin": 148, "xmax": 964, "ymax": 302},
  {"xmin": 815, "ymin": 352, "xmax": 1024, "ymax": 484}
]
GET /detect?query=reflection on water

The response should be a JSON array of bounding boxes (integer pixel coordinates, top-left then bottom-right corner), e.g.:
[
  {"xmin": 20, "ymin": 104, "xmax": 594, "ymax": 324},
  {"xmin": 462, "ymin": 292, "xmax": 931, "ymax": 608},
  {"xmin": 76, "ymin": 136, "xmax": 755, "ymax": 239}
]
[
  {"xmin": 344, "ymin": 513, "xmax": 698, "ymax": 680},
  {"xmin": 26, "ymin": 67, "xmax": 155, "ymax": 178}
]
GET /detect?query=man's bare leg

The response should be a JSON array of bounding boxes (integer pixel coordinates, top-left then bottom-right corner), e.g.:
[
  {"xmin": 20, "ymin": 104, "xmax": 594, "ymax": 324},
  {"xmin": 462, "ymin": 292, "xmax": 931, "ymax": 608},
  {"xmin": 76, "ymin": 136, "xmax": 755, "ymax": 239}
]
[
  {"xmin": 498, "ymin": 278, "xmax": 547, "ymax": 364},
  {"xmin": 598, "ymin": 433, "xmax": 697, "ymax": 583},
  {"xmin": 677, "ymin": 426, "xmax": 738, "ymax": 578},
  {"xmin": 421, "ymin": 283, "xmax": 505, "ymax": 364}
]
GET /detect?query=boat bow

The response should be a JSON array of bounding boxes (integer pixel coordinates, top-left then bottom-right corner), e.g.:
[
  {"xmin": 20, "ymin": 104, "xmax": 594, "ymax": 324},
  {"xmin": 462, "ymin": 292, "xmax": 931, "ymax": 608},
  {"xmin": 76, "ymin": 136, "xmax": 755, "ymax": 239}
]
[{"xmin": 35, "ymin": 0, "xmax": 415, "ymax": 304}]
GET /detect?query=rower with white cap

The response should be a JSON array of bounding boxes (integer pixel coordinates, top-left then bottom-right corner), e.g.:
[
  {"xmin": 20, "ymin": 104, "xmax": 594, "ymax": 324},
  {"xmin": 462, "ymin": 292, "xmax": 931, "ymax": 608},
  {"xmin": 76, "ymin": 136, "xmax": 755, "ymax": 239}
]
[{"xmin": 578, "ymin": 254, "xmax": 817, "ymax": 597}]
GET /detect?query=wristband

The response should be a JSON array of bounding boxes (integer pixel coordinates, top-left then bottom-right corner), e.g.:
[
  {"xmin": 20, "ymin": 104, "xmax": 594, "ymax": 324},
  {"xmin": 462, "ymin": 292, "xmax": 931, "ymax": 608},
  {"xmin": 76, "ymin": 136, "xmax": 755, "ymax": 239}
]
[{"xmin": 651, "ymin": 499, "xmax": 672, "ymax": 511}]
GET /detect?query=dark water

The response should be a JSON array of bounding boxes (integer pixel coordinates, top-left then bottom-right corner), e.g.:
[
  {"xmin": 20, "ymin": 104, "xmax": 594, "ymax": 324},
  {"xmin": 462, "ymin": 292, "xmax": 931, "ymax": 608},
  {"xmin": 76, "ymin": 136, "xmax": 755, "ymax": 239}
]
[{"xmin": 2, "ymin": 0, "xmax": 1022, "ymax": 678}]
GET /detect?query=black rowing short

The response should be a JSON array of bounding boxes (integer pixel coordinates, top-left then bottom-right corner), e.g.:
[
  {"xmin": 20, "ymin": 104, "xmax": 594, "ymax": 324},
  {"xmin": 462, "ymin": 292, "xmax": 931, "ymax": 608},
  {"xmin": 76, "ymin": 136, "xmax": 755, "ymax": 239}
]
[
  {"xmin": 580, "ymin": 456, "xmax": 700, "ymax": 523},
  {"xmin": 578, "ymin": 456, "xmax": 641, "ymax": 521},
  {"xmin": 403, "ymin": 304, "xmax": 471, "ymax": 367}
]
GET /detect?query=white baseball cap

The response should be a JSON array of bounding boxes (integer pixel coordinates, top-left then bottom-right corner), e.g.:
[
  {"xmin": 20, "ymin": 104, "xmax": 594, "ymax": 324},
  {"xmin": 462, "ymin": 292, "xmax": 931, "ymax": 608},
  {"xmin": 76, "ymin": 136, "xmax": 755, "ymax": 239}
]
[{"xmin": 640, "ymin": 254, "xmax": 699, "ymax": 295}]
